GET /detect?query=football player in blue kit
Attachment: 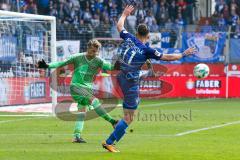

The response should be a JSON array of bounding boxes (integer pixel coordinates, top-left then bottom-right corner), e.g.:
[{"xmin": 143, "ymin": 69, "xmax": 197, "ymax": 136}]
[{"xmin": 102, "ymin": 5, "xmax": 196, "ymax": 152}]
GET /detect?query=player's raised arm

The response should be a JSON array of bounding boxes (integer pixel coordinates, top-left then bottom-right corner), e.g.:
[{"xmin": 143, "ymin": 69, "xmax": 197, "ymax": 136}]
[
  {"xmin": 117, "ymin": 5, "xmax": 134, "ymax": 32},
  {"xmin": 160, "ymin": 47, "xmax": 197, "ymax": 61}
]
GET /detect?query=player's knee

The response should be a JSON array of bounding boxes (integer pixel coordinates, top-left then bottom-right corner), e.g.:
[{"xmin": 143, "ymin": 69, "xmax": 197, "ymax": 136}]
[
  {"xmin": 76, "ymin": 111, "xmax": 86, "ymax": 121},
  {"xmin": 91, "ymin": 98, "xmax": 101, "ymax": 109},
  {"xmin": 78, "ymin": 107, "xmax": 86, "ymax": 112},
  {"xmin": 124, "ymin": 113, "xmax": 134, "ymax": 124}
]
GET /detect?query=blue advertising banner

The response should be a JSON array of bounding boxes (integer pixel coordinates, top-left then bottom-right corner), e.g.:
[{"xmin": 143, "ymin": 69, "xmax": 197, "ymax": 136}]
[
  {"xmin": 0, "ymin": 35, "xmax": 17, "ymax": 62},
  {"xmin": 230, "ymin": 38, "xmax": 240, "ymax": 63},
  {"xmin": 182, "ymin": 32, "xmax": 226, "ymax": 63}
]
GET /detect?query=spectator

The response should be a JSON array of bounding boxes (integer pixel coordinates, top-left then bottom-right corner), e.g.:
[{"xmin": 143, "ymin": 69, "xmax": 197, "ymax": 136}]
[
  {"xmin": 110, "ymin": 16, "xmax": 118, "ymax": 38},
  {"xmin": 71, "ymin": 0, "xmax": 80, "ymax": 10},
  {"xmin": 168, "ymin": 0, "xmax": 178, "ymax": 21},
  {"xmin": 156, "ymin": 1, "xmax": 169, "ymax": 26},
  {"xmin": 109, "ymin": 3, "xmax": 118, "ymax": 21},
  {"xmin": 91, "ymin": 14, "xmax": 100, "ymax": 27},
  {"xmin": 36, "ymin": 0, "xmax": 49, "ymax": 15},
  {"xmin": 101, "ymin": 16, "xmax": 110, "ymax": 30},
  {"xmin": 165, "ymin": 18, "xmax": 174, "ymax": 30},
  {"xmin": 150, "ymin": 19, "xmax": 159, "ymax": 32},
  {"xmin": 23, "ymin": 0, "xmax": 37, "ymax": 14},
  {"xmin": 233, "ymin": 21, "xmax": 240, "ymax": 38},
  {"xmin": 215, "ymin": 0, "xmax": 225, "ymax": 14},
  {"xmin": 151, "ymin": 0, "xmax": 159, "ymax": 18},
  {"xmin": 143, "ymin": 0, "xmax": 151, "ymax": 9},
  {"xmin": 62, "ymin": 0, "xmax": 73, "ymax": 23},
  {"xmin": 177, "ymin": 0, "xmax": 187, "ymax": 14},
  {"xmin": 201, "ymin": 20, "xmax": 213, "ymax": 33},
  {"xmin": 135, "ymin": 3, "xmax": 146, "ymax": 25},
  {"xmin": 127, "ymin": 12, "xmax": 137, "ymax": 32},
  {"xmin": 49, "ymin": 3, "xmax": 58, "ymax": 17},
  {"xmin": 144, "ymin": 10, "xmax": 156, "ymax": 27},
  {"xmin": 58, "ymin": 2, "xmax": 65, "ymax": 23},
  {"xmin": 0, "ymin": 2, "xmax": 10, "ymax": 11},
  {"xmin": 218, "ymin": 14, "xmax": 227, "ymax": 31},
  {"xmin": 73, "ymin": 15, "xmax": 80, "ymax": 26},
  {"xmin": 98, "ymin": 8, "xmax": 109, "ymax": 22},
  {"xmin": 82, "ymin": 8, "xmax": 92, "ymax": 24},
  {"xmin": 222, "ymin": 4, "xmax": 230, "ymax": 20},
  {"xmin": 229, "ymin": 0, "xmax": 238, "ymax": 15},
  {"xmin": 175, "ymin": 13, "xmax": 185, "ymax": 28},
  {"xmin": 231, "ymin": 11, "xmax": 239, "ymax": 32},
  {"xmin": 94, "ymin": 0, "xmax": 104, "ymax": 13},
  {"xmin": 185, "ymin": 0, "xmax": 195, "ymax": 24}
]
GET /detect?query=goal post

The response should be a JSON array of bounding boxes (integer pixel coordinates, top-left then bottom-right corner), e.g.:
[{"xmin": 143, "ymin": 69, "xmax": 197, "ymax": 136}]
[{"xmin": 0, "ymin": 10, "xmax": 57, "ymax": 113}]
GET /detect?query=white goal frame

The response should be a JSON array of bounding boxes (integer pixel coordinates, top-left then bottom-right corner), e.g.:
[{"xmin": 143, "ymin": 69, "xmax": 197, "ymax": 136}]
[{"xmin": 0, "ymin": 10, "xmax": 57, "ymax": 111}]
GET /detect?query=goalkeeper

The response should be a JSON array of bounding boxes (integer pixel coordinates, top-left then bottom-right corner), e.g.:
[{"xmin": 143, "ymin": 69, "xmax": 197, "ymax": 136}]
[{"xmin": 37, "ymin": 39, "xmax": 118, "ymax": 143}]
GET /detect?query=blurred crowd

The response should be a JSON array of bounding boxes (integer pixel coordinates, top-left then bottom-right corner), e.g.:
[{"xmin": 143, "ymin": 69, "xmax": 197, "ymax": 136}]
[
  {"xmin": 210, "ymin": 0, "xmax": 240, "ymax": 33},
  {"xmin": 0, "ymin": 0, "xmax": 198, "ymax": 32},
  {"xmin": 0, "ymin": 0, "xmax": 239, "ymax": 34}
]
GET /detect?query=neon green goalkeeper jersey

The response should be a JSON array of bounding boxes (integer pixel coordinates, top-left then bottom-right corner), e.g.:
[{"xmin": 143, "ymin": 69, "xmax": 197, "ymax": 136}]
[{"xmin": 48, "ymin": 53, "xmax": 113, "ymax": 86}]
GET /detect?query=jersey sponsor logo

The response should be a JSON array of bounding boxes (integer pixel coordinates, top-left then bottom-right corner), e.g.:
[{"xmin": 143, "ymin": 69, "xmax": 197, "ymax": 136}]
[{"xmin": 154, "ymin": 51, "xmax": 162, "ymax": 57}]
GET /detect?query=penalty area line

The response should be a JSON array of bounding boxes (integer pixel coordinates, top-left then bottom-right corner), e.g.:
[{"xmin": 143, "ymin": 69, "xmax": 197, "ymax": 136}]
[
  {"xmin": 0, "ymin": 117, "xmax": 47, "ymax": 124},
  {"xmin": 175, "ymin": 120, "xmax": 240, "ymax": 136},
  {"xmin": 141, "ymin": 98, "xmax": 219, "ymax": 107},
  {"xmin": 0, "ymin": 114, "xmax": 52, "ymax": 117}
]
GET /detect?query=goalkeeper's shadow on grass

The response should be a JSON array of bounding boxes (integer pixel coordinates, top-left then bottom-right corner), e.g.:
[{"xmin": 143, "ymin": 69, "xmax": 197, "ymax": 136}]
[{"xmin": 54, "ymin": 98, "xmax": 119, "ymax": 121}]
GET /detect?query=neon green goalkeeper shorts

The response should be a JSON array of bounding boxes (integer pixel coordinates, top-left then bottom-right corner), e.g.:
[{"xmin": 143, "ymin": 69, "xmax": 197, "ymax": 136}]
[{"xmin": 70, "ymin": 83, "xmax": 95, "ymax": 110}]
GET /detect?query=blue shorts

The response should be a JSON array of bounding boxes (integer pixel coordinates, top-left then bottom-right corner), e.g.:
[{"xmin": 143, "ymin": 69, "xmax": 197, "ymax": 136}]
[{"xmin": 117, "ymin": 72, "xmax": 140, "ymax": 110}]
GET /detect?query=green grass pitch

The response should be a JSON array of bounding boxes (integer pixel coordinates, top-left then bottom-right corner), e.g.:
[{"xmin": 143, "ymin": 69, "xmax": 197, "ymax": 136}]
[{"xmin": 0, "ymin": 98, "xmax": 240, "ymax": 160}]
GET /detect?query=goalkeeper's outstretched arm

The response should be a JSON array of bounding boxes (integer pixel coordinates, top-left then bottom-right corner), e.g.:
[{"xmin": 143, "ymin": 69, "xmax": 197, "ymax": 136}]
[{"xmin": 37, "ymin": 54, "xmax": 77, "ymax": 69}]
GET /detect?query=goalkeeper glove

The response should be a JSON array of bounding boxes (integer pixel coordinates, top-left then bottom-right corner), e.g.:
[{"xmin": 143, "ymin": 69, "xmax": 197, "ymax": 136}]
[{"xmin": 37, "ymin": 59, "xmax": 49, "ymax": 69}]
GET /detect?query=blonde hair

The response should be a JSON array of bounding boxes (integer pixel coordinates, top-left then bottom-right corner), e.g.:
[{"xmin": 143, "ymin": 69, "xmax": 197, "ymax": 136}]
[{"xmin": 87, "ymin": 39, "xmax": 101, "ymax": 49}]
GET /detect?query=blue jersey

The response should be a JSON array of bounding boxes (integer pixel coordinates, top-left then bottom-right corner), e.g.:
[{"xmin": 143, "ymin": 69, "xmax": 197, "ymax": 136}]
[
  {"xmin": 232, "ymin": 15, "xmax": 239, "ymax": 26},
  {"xmin": 117, "ymin": 29, "xmax": 163, "ymax": 110},
  {"xmin": 118, "ymin": 29, "xmax": 163, "ymax": 74}
]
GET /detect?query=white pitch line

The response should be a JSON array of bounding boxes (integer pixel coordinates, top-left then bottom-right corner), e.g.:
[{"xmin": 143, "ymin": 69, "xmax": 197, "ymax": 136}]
[
  {"xmin": 175, "ymin": 120, "xmax": 240, "ymax": 136},
  {"xmin": 0, "ymin": 98, "xmax": 218, "ymax": 117},
  {"xmin": 0, "ymin": 117, "xmax": 44, "ymax": 124},
  {"xmin": 1, "ymin": 120, "xmax": 239, "ymax": 137},
  {"xmin": 117, "ymin": 98, "xmax": 218, "ymax": 108},
  {"xmin": 0, "ymin": 133, "xmax": 173, "ymax": 137},
  {"xmin": 0, "ymin": 114, "xmax": 52, "ymax": 117},
  {"xmin": 141, "ymin": 98, "xmax": 219, "ymax": 107}
]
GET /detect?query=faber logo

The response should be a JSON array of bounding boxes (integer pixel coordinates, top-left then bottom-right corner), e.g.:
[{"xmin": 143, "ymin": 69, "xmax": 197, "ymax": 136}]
[{"xmin": 195, "ymin": 80, "xmax": 221, "ymax": 88}]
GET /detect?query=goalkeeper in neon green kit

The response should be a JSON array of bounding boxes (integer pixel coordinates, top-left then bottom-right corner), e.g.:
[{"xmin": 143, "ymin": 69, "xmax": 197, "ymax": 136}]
[{"xmin": 37, "ymin": 39, "xmax": 118, "ymax": 143}]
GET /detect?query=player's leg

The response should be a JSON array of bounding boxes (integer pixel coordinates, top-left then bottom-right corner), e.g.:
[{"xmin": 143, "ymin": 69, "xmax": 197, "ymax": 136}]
[
  {"xmin": 71, "ymin": 83, "xmax": 118, "ymax": 126},
  {"xmin": 72, "ymin": 104, "xmax": 87, "ymax": 143},
  {"xmin": 91, "ymin": 98, "xmax": 118, "ymax": 127},
  {"xmin": 102, "ymin": 108, "xmax": 136, "ymax": 152},
  {"xmin": 70, "ymin": 84, "xmax": 88, "ymax": 143},
  {"xmin": 103, "ymin": 73, "xmax": 139, "ymax": 152}
]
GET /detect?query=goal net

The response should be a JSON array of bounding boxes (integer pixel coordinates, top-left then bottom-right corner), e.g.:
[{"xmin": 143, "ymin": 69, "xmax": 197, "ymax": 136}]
[{"xmin": 0, "ymin": 10, "xmax": 57, "ymax": 109}]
